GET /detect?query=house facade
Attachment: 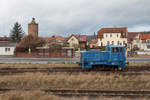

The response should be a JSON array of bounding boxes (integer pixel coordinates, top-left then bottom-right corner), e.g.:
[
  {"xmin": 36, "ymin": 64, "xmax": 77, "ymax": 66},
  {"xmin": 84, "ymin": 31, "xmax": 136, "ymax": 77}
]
[
  {"xmin": 43, "ymin": 35, "xmax": 66, "ymax": 46},
  {"xmin": 88, "ymin": 40, "xmax": 98, "ymax": 48},
  {"xmin": 0, "ymin": 41, "xmax": 16, "ymax": 55},
  {"xmin": 67, "ymin": 35, "xmax": 79, "ymax": 47},
  {"xmin": 66, "ymin": 34, "xmax": 87, "ymax": 49},
  {"xmin": 36, "ymin": 35, "xmax": 74, "ymax": 58},
  {"xmin": 140, "ymin": 33, "xmax": 150, "ymax": 51},
  {"xmin": 127, "ymin": 32, "xmax": 140, "ymax": 51},
  {"xmin": 97, "ymin": 27, "xmax": 127, "ymax": 47}
]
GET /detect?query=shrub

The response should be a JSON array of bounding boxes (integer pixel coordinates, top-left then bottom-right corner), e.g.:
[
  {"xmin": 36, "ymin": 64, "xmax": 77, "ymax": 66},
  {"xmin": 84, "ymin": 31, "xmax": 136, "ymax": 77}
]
[{"xmin": 15, "ymin": 35, "xmax": 46, "ymax": 52}]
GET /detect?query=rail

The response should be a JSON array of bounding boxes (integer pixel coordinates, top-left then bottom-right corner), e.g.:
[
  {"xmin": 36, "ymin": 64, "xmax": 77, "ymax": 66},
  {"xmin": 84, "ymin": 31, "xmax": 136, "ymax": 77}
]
[
  {"xmin": 0, "ymin": 66, "xmax": 149, "ymax": 75},
  {"xmin": 0, "ymin": 88, "xmax": 149, "ymax": 97}
]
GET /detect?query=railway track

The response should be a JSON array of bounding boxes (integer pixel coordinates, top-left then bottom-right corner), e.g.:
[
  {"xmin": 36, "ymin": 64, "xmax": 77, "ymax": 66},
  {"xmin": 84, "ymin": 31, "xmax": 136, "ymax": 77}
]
[
  {"xmin": 0, "ymin": 67, "xmax": 150, "ymax": 75},
  {"xmin": 0, "ymin": 66, "xmax": 150, "ymax": 75},
  {"xmin": 0, "ymin": 66, "xmax": 150, "ymax": 71},
  {"xmin": 0, "ymin": 88, "xmax": 149, "ymax": 98},
  {"xmin": 129, "ymin": 66, "xmax": 150, "ymax": 71}
]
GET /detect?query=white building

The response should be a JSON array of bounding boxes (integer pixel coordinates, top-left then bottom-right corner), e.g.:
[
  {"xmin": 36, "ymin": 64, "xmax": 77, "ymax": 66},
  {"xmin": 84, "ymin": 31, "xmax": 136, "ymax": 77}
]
[
  {"xmin": 0, "ymin": 41, "xmax": 16, "ymax": 55},
  {"xmin": 67, "ymin": 35, "xmax": 79, "ymax": 47},
  {"xmin": 66, "ymin": 34, "xmax": 87, "ymax": 48},
  {"xmin": 97, "ymin": 27, "xmax": 127, "ymax": 47}
]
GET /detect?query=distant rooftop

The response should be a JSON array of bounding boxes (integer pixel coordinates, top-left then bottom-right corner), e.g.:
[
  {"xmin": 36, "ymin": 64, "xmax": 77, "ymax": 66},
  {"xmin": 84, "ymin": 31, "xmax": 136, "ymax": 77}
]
[{"xmin": 0, "ymin": 42, "xmax": 16, "ymax": 47}]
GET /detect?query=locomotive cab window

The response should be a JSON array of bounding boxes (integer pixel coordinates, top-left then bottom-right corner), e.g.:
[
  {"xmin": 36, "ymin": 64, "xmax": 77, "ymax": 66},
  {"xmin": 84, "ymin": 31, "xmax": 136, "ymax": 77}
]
[
  {"xmin": 112, "ymin": 48, "xmax": 115, "ymax": 53},
  {"xmin": 108, "ymin": 48, "xmax": 110, "ymax": 51},
  {"xmin": 120, "ymin": 48, "xmax": 123, "ymax": 53},
  {"xmin": 116, "ymin": 48, "xmax": 119, "ymax": 52},
  {"xmin": 112, "ymin": 48, "xmax": 119, "ymax": 53}
]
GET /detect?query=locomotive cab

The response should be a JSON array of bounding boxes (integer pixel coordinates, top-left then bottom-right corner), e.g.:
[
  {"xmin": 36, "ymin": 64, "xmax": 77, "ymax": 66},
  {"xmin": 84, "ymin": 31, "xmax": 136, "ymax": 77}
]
[
  {"xmin": 80, "ymin": 45, "xmax": 127, "ymax": 71},
  {"xmin": 106, "ymin": 45, "xmax": 126, "ymax": 70}
]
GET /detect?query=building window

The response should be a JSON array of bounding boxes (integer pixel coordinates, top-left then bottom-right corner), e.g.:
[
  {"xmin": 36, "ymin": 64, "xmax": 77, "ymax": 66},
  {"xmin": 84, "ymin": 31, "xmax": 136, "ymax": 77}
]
[
  {"xmin": 5, "ymin": 48, "xmax": 10, "ymax": 52},
  {"xmin": 101, "ymin": 42, "xmax": 103, "ymax": 46},
  {"xmin": 112, "ymin": 41, "xmax": 114, "ymax": 45},
  {"xmin": 79, "ymin": 38, "xmax": 83, "ymax": 41},
  {"xmin": 147, "ymin": 45, "xmax": 150, "ymax": 49},
  {"xmin": 134, "ymin": 45, "xmax": 138, "ymax": 48},
  {"xmin": 106, "ymin": 34, "xmax": 107, "ymax": 37},
  {"xmin": 5, "ymin": 48, "xmax": 7, "ymax": 52},
  {"xmin": 117, "ymin": 41, "xmax": 120, "ymax": 45},
  {"xmin": 107, "ymin": 41, "xmax": 110, "ymax": 45},
  {"xmin": 123, "ymin": 41, "xmax": 126, "ymax": 45},
  {"xmin": 110, "ymin": 34, "xmax": 112, "ymax": 37},
  {"xmin": 8, "ymin": 48, "xmax": 10, "ymax": 51},
  {"xmin": 117, "ymin": 34, "xmax": 118, "ymax": 38},
  {"xmin": 136, "ymin": 40, "xmax": 139, "ymax": 43},
  {"xmin": 147, "ymin": 40, "xmax": 150, "ymax": 43}
]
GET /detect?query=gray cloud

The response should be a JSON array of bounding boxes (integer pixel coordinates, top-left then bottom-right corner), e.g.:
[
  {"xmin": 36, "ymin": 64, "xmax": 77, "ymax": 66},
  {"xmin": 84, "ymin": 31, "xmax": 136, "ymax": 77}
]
[{"xmin": 0, "ymin": 0, "xmax": 150, "ymax": 37}]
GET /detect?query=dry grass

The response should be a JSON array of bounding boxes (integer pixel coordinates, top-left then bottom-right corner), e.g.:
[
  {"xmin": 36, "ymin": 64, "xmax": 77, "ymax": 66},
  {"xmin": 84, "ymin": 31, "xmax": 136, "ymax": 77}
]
[
  {"xmin": 0, "ymin": 91, "xmax": 62, "ymax": 100},
  {"xmin": 128, "ymin": 62, "xmax": 150, "ymax": 67},
  {"xmin": 0, "ymin": 91, "xmax": 149, "ymax": 100},
  {"xmin": 0, "ymin": 63, "xmax": 78, "ymax": 68},
  {"xmin": 0, "ymin": 73, "xmax": 149, "ymax": 90},
  {"xmin": 0, "ymin": 62, "xmax": 150, "ymax": 69}
]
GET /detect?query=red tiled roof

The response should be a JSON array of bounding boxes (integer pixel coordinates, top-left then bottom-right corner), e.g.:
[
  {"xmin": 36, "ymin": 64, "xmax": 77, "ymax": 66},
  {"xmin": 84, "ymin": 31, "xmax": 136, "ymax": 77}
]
[
  {"xmin": 140, "ymin": 33, "xmax": 150, "ymax": 43},
  {"xmin": 42, "ymin": 35, "xmax": 65, "ymax": 43},
  {"xmin": 66, "ymin": 34, "xmax": 87, "ymax": 42},
  {"xmin": 42, "ymin": 37, "xmax": 52, "ymax": 42},
  {"xmin": 97, "ymin": 27, "xmax": 127, "ymax": 38},
  {"xmin": 65, "ymin": 34, "xmax": 76, "ymax": 41},
  {"xmin": 78, "ymin": 35, "xmax": 87, "ymax": 42},
  {"xmin": 52, "ymin": 35, "xmax": 65, "ymax": 41},
  {"xmin": 127, "ymin": 32, "xmax": 139, "ymax": 43},
  {"xmin": 0, "ymin": 37, "xmax": 11, "ymax": 41},
  {"xmin": 140, "ymin": 34, "xmax": 150, "ymax": 40}
]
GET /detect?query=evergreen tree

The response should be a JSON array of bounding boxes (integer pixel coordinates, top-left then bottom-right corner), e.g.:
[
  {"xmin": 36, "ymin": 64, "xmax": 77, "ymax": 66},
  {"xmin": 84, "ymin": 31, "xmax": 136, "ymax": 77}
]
[{"xmin": 10, "ymin": 22, "xmax": 25, "ymax": 43}]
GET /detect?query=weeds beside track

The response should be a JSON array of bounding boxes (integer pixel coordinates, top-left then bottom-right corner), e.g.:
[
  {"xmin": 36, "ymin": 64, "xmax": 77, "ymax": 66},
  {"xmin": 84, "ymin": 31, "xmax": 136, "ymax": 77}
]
[
  {"xmin": 0, "ymin": 66, "xmax": 150, "ymax": 75},
  {"xmin": 0, "ymin": 88, "xmax": 149, "ymax": 98}
]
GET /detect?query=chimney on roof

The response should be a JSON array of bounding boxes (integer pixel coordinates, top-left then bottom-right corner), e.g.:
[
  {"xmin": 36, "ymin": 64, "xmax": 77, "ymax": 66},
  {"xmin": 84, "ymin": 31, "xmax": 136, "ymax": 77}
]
[
  {"xmin": 113, "ymin": 25, "xmax": 117, "ymax": 31},
  {"xmin": 28, "ymin": 18, "xmax": 38, "ymax": 37}
]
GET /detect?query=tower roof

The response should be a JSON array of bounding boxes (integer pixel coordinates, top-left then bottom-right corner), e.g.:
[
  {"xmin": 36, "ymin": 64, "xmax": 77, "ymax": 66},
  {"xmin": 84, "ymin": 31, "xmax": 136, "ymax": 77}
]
[{"xmin": 29, "ymin": 18, "xmax": 38, "ymax": 24}]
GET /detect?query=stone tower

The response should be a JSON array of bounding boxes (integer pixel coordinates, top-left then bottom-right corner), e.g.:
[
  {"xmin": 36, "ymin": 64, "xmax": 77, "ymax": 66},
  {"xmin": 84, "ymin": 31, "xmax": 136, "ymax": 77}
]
[{"xmin": 28, "ymin": 18, "xmax": 38, "ymax": 37}]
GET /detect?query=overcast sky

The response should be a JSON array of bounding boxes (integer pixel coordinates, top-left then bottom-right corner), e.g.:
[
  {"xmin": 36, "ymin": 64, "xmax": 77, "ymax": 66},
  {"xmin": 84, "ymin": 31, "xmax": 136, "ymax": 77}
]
[{"xmin": 0, "ymin": 0, "xmax": 150, "ymax": 37}]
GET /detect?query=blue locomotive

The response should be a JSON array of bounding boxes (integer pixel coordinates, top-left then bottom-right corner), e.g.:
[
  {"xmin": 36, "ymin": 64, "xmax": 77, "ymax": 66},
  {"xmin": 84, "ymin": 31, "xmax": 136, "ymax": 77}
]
[{"xmin": 80, "ymin": 45, "xmax": 127, "ymax": 71}]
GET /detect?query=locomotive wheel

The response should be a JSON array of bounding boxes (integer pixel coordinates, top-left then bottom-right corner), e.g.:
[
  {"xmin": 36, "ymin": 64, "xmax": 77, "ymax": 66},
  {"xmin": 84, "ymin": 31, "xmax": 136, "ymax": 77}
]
[
  {"xmin": 122, "ymin": 67, "xmax": 128, "ymax": 72},
  {"xmin": 82, "ymin": 68, "xmax": 92, "ymax": 72},
  {"xmin": 112, "ymin": 66, "xmax": 118, "ymax": 72}
]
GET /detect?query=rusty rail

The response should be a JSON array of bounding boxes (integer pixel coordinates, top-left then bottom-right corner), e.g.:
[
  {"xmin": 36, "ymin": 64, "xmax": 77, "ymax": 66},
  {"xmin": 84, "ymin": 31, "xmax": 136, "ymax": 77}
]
[
  {"xmin": 0, "ymin": 66, "xmax": 149, "ymax": 75},
  {"xmin": 0, "ymin": 88, "xmax": 149, "ymax": 97}
]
